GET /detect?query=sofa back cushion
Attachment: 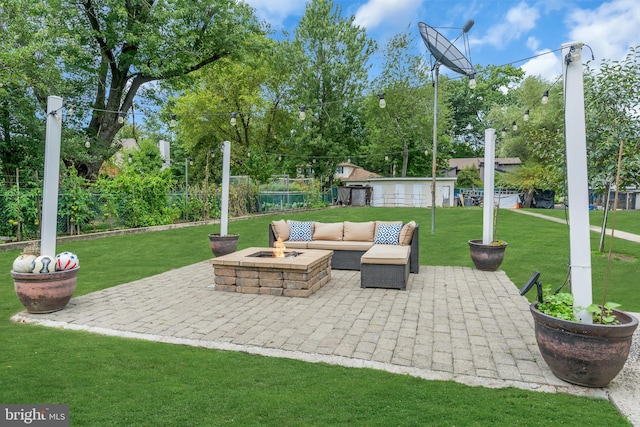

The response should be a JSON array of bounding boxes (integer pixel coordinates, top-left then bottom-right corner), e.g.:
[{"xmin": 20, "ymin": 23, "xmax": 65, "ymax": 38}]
[
  {"xmin": 288, "ymin": 220, "xmax": 314, "ymax": 241},
  {"xmin": 399, "ymin": 221, "xmax": 416, "ymax": 246},
  {"xmin": 312, "ymin": 222, "xmax": 344, "ymax": 241},
  {"xmin": 271, "ymin": 220, "xmax": 290, "ymax": 241},
  {"xmin": 374, "ymin": 222, "xmax": 403, "ymax": 245},
  {"xmin": 343, "ymin": 221, "xmax": 375, "ymax": 241}
]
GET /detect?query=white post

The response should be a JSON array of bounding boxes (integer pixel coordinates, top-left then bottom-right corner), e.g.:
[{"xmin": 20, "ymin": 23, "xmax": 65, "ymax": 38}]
[
  {"xmin": 431, "ymin": 64, "xmax": 439, "ymax": 234},
  {"xmin": 482, "ymin": 129, "xmax": 496, "ymax": 244},
  {"xmin": 41, "ymin": 96, "xmax": 63, "ymax": 257},
  {"xmin": 563, "ymin": 41, "xmax": 592, "ymax": 323},
  {"xmin": 220, "ymin": 141, "xmax": 231, "ymax": 236}
]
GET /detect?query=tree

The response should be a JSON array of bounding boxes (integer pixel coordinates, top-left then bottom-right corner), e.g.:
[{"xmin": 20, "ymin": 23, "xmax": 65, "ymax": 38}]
[
  {"xmin": 170, "ymin": 38, "xmax": 291, "ymax": 185},
  {"xmin": 584, "ymin": 47, "xmax": 640, "ymax": 198},
  {"xmin": 36, "ymin": 0, "xmax": 264, "ymax": 178},
  {"xmin": 288, "ymin": 0, "xmax": 376, "ymax": 185},
  {"xmin": 361, "ymin": 29, "xmax": 435, "ymax": 177},
  {"xmin": 447, "ymin": 64, "xmax": 524, "ymax": 156}
]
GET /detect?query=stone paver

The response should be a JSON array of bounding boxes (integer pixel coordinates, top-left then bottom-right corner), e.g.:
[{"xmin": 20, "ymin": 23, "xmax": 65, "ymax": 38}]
[{"xmin": 12, "ymin": 261, "xmax": 640, "ymax": 425}]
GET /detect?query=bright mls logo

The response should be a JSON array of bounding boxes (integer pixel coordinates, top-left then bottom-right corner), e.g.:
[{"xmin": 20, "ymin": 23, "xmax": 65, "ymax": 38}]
[{"xmin": 1, "ymin": 405, "xmax": 69, "ymax": 426}]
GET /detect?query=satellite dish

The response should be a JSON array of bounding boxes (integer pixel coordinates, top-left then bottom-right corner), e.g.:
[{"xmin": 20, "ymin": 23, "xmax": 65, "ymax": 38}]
[{"xmin": 418, "ymin": 21, "xmax": 474, "ymax": 76}]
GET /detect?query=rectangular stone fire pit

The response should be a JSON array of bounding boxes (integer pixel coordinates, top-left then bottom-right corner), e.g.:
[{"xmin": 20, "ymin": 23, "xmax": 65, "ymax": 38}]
[{"xmin": 210, "ymin": 247, "xmax": 333, "ymax": 297}]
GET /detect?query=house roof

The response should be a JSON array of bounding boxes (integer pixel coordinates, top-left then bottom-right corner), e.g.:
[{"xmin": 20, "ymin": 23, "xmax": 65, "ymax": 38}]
[{"xmin": 338, "ymin": 162, "xmax": 382, "ymax": 181}]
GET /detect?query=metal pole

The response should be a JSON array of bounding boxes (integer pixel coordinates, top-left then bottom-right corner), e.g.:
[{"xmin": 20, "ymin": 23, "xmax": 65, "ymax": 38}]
[
  {"xmin": 431, "ymin": 63, "xmax": 439, "ymax": 234},
  {"xmin": 185, "ymin": 158, "xmax": 189, "ymax": 221},
  {"xmin": 220, "ymin": 141, "xmax": 231, "ymax": 236},
  {"xmin": 41, "ymin": 96, "xmax": 63, "ymax": 257},
  {"xmin": 482, "ymin": 129, "xmax": 496, "ymax": 244},
  {"xmin": 563, "ymin": 41, "xmax": 592, "ymax": 323}
]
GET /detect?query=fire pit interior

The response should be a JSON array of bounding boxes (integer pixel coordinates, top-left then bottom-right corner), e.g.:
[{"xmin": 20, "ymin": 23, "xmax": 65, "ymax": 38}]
[{"xmin": 248, "ymin": 251, "xmax": 301, "ymax": 258}]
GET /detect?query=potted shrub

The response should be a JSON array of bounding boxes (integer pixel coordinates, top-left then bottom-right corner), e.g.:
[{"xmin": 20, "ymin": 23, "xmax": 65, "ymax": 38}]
[{"xmin": 524, "ymin": 282, "xmax": 638, "ymax": 387}]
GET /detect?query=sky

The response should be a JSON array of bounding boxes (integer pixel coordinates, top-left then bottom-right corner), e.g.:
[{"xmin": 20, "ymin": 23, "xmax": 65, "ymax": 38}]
[{"xmin": 244, "ymin": 0, "xmax": 640, "ymax": 83}]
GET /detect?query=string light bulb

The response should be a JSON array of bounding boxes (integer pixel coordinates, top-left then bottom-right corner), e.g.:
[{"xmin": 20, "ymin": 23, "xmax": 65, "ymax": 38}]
[
  {"xmin": 378, "ymin": 93, "xmax": 386, "ymax": 109},
  {"xmin": 512, "ymin": 121, "xmax": 518, "ymax": 131},
  {"xmin": 85, "ymin": 137, "xmax": 90, "ymax": 148},
  {"xmin": 468, "ymin": 73, "xmax": 477, "ymax": 89},
  {"xmin": 523, "ymin": 110, "xmax": 530, "ymax": 121},
  {"xmin": 502, "ymin": 127, "xmax": 506, "ymax": 138},
  {"xmin": 117, "ymin": 112, "xmax": 125, "ymax": 124},
  {"xmin": 170, "ymin": 114, "xmax": 177, "ymax": 128},
  {"xmin": 541, "ymin": 91, "xmax": 549, "ymax": 105},
  {"xmin": 230, "ymin": 112, "xmax": 237, "ymax": 126},
  {"xmin": 385, "ymin": 154, "xmax": 389, "ymax": 161},
  {"xmin": 299, "ymin": 105, "xmax": 306, "ymax": 121}
]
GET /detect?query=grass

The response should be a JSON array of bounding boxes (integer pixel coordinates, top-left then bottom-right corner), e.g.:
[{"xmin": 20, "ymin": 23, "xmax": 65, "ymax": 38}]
[
  {"xmin": 1, "ymin": 207, "xmax": 636, "ymax": 426},
  {"xmin": 527, "ymin": 207, "xmax": 640, "ymax": 236}
]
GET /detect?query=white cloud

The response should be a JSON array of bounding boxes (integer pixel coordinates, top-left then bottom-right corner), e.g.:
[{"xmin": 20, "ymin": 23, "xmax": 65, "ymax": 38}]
[
  {"xmin": 472, "ymin": 1, "xmax": 540, "ymax": 49},
  {"xmin": 566, "ymin": 0, "xmax": 640, "ymax": 65},
  {"xmin": 353, "ymin": 0, "xmax": 421, "ymax": 29},
  {"xmin": 526, "ymin": 36, "xmax": 540, "ymax": 51},
  {"xmin": 242, "ymin": 0, "xmax": 305, "ymax": 28},
  {"xmin": 521, "ymin": 49, "xmax": 562, "ymax": 81}
]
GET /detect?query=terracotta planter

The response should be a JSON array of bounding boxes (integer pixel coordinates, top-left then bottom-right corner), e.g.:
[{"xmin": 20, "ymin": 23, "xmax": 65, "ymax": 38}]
[
  {"xmin": 468, "ymin": 239, "xmax": 507, "ymax": 271},
  {"xmin": 11, "ymin": 268, "xmax": 79, "ymax": 314},
  {"xmin": 208, "ymin": 233, "xmax": 239, "ymax": 257},
  {"xmin": 530, "ymin": 303, "xmax": 638, "ymax": 387}
]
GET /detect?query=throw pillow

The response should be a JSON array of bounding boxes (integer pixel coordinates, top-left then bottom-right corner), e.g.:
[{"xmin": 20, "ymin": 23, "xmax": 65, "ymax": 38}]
[
  {"xmin": 271, "ymin": 220, "xmax": 290, "ymax": 241},
  {"xmin": 399, "ymin": 221, "xmax": 416, "ymax": 245},
  {"xmin": 374, "ymin": 223, "xmax": 402, "ymax": 245},
  {"xmin": 288, "ymin": 221, "xmax": 313, "ymax": 241},
  {"xmin": 343, "ymin": 221, "xmax": 375, "ymax": 241},
  {"xmin": 313, "ymin": 222, "xmax": 344, "ymax": 241}
]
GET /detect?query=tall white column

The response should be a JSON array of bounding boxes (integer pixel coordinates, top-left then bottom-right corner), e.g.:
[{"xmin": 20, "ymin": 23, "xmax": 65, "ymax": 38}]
[
  {"xmin": 220, "ymin": 141, "xmax": 231, "ymax": 236},
  {"xmin": 482, "ymin": 129, "xmax": 496, "ymax": 244},
  {"xmin": 41, "ymin": 96, "xmax": 63, "ymax": 257},
  {"xmin": 563, "ymin": 41, "xmax": 592, "ymax": 323}
]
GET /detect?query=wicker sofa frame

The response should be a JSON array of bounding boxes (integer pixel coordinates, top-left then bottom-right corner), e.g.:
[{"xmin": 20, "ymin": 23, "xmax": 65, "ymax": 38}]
[{"xmin": 268, "ymin": 223, "xmax": 420, "ymax": 274}]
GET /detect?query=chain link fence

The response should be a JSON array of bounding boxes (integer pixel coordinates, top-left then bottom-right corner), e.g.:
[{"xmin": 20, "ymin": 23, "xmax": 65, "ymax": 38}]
[{"xmin": 0, "ymin": 176, "xmax": 331, "ymax": 243}]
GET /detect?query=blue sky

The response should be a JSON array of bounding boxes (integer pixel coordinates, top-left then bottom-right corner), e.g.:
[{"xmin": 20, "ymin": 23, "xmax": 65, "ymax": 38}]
[{"xmin": 244, "ymin": 0, "xmax": 640, "ymax": 82}]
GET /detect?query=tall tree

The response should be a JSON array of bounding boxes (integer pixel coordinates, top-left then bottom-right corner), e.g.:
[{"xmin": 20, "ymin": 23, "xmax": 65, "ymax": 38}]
[
  {"xmin": 362, "ymin": 29, "xmax": 435, "ymax": 177},
  {"xmin": 36, "ymin": 0, "xmax": 264, "ymax": 178},
  {"xmin": 288, "ymin": 0, "xmax": 375, "ymax": 185}
]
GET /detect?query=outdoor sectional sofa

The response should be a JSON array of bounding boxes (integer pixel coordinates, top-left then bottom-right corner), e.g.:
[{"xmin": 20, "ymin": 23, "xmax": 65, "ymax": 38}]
[{"xmin": 268, "ymin": 220, "xmax": 419, "ymax": 290}]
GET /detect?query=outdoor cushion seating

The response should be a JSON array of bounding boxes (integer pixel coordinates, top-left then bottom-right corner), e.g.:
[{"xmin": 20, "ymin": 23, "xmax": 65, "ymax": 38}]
[
  {"xmin": 268, "ymin": 220, "xmax": 420, "ymax": 280},
  {"xmin": 361, "ymin": 245, "xmax": 411, "ymax": 290}
]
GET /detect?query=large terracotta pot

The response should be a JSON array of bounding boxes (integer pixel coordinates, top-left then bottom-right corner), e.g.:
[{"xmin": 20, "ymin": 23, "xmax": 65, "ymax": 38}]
[
  {"xmin": 208, "ymin": 234, "xmax": 239, "ymax": 257},
  {"xmin": 12, "ymin": 268, "xmax": 79, "ymax": 314},
  {"xmin": 530, "ymin": 303, "xmax": 638, "ymax": 387},
  {"xmin": 468, "ymin": 239, "xmax": 507, "ymax": 271}
]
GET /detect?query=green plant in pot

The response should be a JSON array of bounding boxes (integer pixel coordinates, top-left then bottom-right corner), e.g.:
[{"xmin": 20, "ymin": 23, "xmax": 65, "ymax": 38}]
[{"xmin": 522, "ymin": 275, "xmax": 638, "ymax": 388}]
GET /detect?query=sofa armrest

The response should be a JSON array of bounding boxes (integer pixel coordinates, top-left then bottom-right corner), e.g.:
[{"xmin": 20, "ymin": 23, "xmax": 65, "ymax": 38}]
[
  {"xmin": 410, "ymin": 225, "xmax": 420, "ymax": 273},
  {"xmin": 268, "ymin": 224, "xmax": 277, "ymax": 247}
]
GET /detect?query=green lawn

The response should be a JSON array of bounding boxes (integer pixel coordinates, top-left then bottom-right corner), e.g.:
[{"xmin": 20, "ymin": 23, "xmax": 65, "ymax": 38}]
[
  {"xmin": 525, "ymin": 207, "xmax": 640, "ymax": 236},
  {"xmin": 1, "ymin": 207, "xmax": 635, "ymax": 426}
]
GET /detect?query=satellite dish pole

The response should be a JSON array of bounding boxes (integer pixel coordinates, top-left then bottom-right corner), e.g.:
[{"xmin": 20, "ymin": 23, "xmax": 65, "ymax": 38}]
[{"xmin": 419, "ymin": 20, "xmax": 475, "ymax": 233}]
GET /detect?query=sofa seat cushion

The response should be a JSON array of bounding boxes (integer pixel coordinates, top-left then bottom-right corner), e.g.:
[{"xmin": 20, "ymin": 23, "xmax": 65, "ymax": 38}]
[
  {"xmin": 282, "ymin": 241, "xmax": 309, "ymax": 249},
  {"xmin": 361, "ymin": 244, "xmax": 410, "ymax": 265},
  {"xmin": 307, "ymin": 241, "xmax": 373, "ymax": 251}
]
